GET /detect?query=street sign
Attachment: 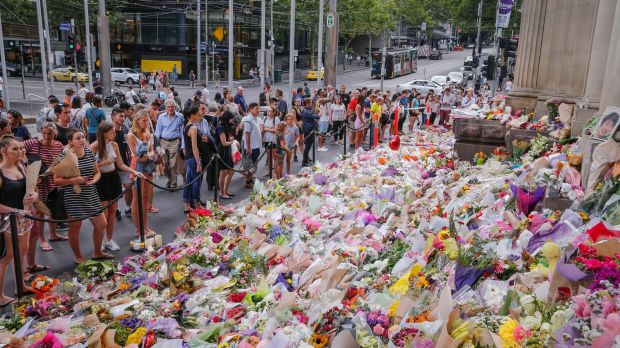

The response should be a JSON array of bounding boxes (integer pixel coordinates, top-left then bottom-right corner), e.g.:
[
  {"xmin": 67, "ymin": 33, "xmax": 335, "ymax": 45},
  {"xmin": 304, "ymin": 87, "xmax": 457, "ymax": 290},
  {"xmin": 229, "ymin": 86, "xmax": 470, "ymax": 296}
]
[
  {"xmin": 213, "ymin": 27, "xmax": 225, "ymax": 42},
  {"xmin": 421, "ymin": 22, "xmax": 427, "ymax": 31},
  {"xmin": 59, "ymin": 23, "xmax": 71, "ymax": 31},
  {"xmin": 326, "ymin": 13, "xmax": 334, "ymax": 28}
]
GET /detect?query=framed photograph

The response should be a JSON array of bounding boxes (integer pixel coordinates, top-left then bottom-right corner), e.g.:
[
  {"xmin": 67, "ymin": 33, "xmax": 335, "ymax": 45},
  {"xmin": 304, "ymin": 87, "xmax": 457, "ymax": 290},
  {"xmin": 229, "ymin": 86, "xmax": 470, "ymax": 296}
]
[{"xmin": 592, "ymin": 107, "xmax": 620, "ymax": 141}]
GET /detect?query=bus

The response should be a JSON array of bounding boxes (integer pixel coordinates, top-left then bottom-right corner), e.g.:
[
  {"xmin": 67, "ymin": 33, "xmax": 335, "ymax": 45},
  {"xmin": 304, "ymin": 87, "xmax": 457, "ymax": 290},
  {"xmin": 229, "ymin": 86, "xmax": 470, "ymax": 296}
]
[{"xmin": 371, "ymin": 48, "xmax": 418, "ymax": 79}]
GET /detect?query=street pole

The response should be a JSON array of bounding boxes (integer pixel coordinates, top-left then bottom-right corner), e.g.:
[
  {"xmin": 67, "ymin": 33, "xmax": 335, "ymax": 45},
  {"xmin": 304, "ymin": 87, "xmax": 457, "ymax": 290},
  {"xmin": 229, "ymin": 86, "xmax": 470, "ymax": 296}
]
[
  {"xmin": 317, "ymin": 0, "xmax": 324, "ymax": 90},
  {"xmin": 84, "ymin": 0, "xmax": 93, "ymax": 91},
  {"xmin": 35, "ymin": 0, "xmax": 50, "ymax": 98},
  {"xmin": 97, "ymin": 0, "xmax": 112, "ymax": 96},
  {"xmin": 474, "ymin": 0, "xmax": 483, "ymax": 89},
  {"xmin": 324, "ymin": 0, "xmax": 338, "ymax": 87},
  {"xmin": 228, "ymin": 0, "xmax": 233, "ymax": 89},
  {"xmin": 42, "ymin": 0, "xmax": 54, "ymax": 95},
  {"xmin": 270, "ymin": 0, "xmax": 274, "ymax": 85},
  {"xmin": 205, "ymin": 0, "xmax": 209, "ymax": 86},
  {"xmin": 260, "ymin": 0, "xmax": 266, "ymax": 89},
  {"xmin": 380, "ymin": 43, "xmax": 386, "ymax": 91},
  {"xmin": 197, "ymin": 0, "xmax": 201, "ymax": 83},
  {"xmin": 71, "ymin": 19, "xmax": 79, "ymax": 91},
  {"xmin": 0, "ymin": 14, "xmax": 11, "ymax": 109},
  {"xmin": 19, "ymin": 43, "xmax": 26, "ymax": 99},
  {"xmin": 288, "ymin": 0, "xmax": 295, "ymax": 104}
]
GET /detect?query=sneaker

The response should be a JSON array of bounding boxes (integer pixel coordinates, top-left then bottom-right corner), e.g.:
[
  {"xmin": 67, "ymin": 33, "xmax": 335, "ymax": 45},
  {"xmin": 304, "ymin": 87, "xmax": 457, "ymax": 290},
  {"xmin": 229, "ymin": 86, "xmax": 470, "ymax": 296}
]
[
  {"xmin": 124, "ymin": 208, "xmax": 132, "ymax": 216},
  {"xmin": 319, "ymin": 146, "xmax": 328, "ymax": 152},
  {"xmin": 293, "ymin": 156, "xmax": 298, "ymax": 162},
  {"xmin": 105, "ymin": 240, "xmax": 121, "ymax": 252},
  {"xmin": 115, "ymin": 209, "xmax": 122, "ymax": 221}
]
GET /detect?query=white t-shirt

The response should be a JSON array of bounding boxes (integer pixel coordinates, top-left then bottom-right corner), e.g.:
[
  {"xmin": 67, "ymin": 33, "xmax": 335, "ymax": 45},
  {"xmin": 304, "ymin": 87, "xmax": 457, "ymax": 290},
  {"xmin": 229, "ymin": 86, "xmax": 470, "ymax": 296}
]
[
  {"xmin": 262, "ymin": 116, "xmax": 280, "ymax": 143},
  {"xmin": 201, "ymin": 88, "xmax": 210, "ymax": 103},
  {"xmin": 78, "ymin": 87, "xmax": 88, "ymax": 100},
  {"xmin": 319, "ymin": 104, "xmax": 329, "ymax": 122},
  {"xmin": 125, "ymin": 90, "xmax": 137, "ymax": 105},
  {"xmin": 330, "ymin": 103, "xmax": 346, "ymax": 121},
  {"xmin": 242, "ymin": 115, "xmax": 263, "ymax": 150}
]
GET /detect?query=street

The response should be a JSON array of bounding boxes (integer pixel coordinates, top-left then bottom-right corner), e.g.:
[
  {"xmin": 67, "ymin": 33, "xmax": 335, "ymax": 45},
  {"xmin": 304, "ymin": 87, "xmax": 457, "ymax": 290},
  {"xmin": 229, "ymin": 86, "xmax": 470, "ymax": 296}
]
[{"xmin": 0, "ymin": 49, "xmax": 478, "ymax": 294}]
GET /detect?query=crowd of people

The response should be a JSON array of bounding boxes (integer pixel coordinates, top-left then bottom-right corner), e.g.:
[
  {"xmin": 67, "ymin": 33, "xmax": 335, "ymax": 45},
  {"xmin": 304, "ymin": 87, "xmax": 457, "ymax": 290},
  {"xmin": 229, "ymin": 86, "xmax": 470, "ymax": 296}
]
[{"xmin": 0, "ymin": 72, "xmax": 507, "ymax": 306}]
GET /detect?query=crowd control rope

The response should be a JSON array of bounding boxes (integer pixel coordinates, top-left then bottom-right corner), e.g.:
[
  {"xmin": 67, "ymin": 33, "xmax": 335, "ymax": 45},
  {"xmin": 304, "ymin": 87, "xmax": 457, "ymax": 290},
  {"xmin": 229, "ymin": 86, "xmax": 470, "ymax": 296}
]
[
  {"xmin": 20, "ymin": 178, "xmax": 138, "ymax": 224},
  {"xmin": 214, "ymin": 149, "xmax": 268, "ymax": 174},
  {"xmin": 142, "ymin": 155, "xmax": 216, "ymax": 191}
]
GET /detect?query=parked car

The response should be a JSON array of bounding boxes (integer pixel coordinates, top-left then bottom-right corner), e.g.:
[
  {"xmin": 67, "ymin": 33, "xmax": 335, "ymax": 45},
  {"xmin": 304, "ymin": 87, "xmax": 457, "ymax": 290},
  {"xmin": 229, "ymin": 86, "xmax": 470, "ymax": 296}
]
[
  {"xmin": 111, "ymin": 67, "xmax": 141, "ymax": 85},
  {"xmin": 2, "ymin": 62, "xmax": 22, "ymax": 77},
  {"xmin": 448, "ymin": 71, "xmax": 466, "ymax": 89},
  {"xmin": 396, "ymin": 79, "xmax": 442, "ymax": 97},
  {"xmin": 429, "ymin": 49, "xmax": 443, "ymax": 60},
  {"xmin": 467, "ymin": 43, "xmax": 475, "ymax": 48},
  {"xmin": 306, "ymin": 67, "xmax": 324, "ymax": 81},
  {"xmin": 48, "ymin": 67, "xmax": 89, "ymax": 82},
  {"xmin": 461, "ymin": 66, "xmax": 474, "ymax": 80},
  {"xmin": 453, "ymin": 45, "xmax": 464, "ymax": 51},
  {"xmin": 430, "ymin": 75, "xmax": 450, "ymax": 87}
]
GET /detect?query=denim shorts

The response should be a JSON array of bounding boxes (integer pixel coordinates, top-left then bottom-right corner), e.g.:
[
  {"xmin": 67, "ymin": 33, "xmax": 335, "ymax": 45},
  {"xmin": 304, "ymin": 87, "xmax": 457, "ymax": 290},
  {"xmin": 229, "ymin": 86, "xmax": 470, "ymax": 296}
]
[{"xmin": 319, "ymin": 121, "xmax": 329, "ymax": 134}]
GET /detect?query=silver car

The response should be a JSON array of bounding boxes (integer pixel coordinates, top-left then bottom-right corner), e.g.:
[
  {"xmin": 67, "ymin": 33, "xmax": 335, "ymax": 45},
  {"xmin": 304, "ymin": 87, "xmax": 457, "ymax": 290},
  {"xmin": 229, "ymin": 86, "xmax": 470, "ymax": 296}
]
[
  {"xmin": 448, "ymin": 71, "xmax": 466, "ymax": 88},
  {"xmin": 396, "ymin": 79, "xmax": 442, "ymax": 97},
  {"xmin": 111, "ymin": 67, "xmax": 141, "ymax": 85}
]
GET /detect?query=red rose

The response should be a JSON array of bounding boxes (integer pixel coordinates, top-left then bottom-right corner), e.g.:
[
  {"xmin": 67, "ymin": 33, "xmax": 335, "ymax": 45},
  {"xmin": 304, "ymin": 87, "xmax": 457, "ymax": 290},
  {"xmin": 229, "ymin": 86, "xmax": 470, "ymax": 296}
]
[
  {"xmin": 227, "ymin": 292, "xmax": 247, "ymax": 303},
  {"xmin": 225, "ymin": 305, "xmax": 246, "ymax": 320}
]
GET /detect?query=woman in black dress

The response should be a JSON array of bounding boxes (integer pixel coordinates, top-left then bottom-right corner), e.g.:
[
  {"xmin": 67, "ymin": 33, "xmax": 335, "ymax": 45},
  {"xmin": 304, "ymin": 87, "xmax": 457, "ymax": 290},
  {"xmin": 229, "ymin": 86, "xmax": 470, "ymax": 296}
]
[
  {"xmin": 0, "ymin": 135, "xmax": 38, "ymax": 306},
  {"xmin": 217, "ymin": 111, "xmax": 236, "ymax": 199},
  {"xmin": 53, "ymin": 129, "xmax": 112, "ymax": 263}
]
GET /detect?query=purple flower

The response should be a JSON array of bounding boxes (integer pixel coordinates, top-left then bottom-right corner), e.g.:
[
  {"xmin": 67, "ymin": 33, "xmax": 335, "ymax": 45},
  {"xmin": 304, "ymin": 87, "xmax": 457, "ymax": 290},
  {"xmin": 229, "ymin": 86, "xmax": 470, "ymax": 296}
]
[
  {"xmin": 381, "ymin": 165, "xmax": 398, "ymax": 177},
  {"xmin": 454, "ymin": 263, "xmax": 493, "ymax": 292},
  {"xmin": 274, "ymin": 273, "xmax": 293, "ymax": 292},
  {"xmin": 121, "ymin": 317, "xmax": 144, "ymax": 330},
  {"xmin": 375, "ymin": 188, "xmax": 396, "ymax": 202},
  {"xmin": 589, "ymin": 265, "xmax": 620, "ymax": 291},
  {"xmin": 314, "ymin": 174, "xmax": 329, "ymax": 185},
  {"xmin": 211, "ymin": 232, "xmax": 223, "ymax": 244}
]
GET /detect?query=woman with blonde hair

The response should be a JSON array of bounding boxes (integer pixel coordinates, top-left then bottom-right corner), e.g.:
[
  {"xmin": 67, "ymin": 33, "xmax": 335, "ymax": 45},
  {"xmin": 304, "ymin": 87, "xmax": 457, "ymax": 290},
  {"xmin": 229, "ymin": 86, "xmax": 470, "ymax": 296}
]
[{"xmin": 127, "ymin": 110, "xmax": 157, "ymax": 237}]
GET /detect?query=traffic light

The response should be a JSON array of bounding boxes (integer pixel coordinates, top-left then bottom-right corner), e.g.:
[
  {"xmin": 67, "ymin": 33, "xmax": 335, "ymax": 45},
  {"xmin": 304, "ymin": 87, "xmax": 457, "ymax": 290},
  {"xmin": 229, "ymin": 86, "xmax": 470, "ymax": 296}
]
[
  {"xmin": 67, "ymin": 34, "xmax": 75, "ymax": 50},
  {"xmin": 505, "ymin": 39, "xmax": 519, "ymax": 59},
  {"xmin": 472, "ymin": 55, "xmax": 479, "ymax": 68},
  {"xmin": 483, "ymin": 55, "xmax": 495, "ymax": 80}
]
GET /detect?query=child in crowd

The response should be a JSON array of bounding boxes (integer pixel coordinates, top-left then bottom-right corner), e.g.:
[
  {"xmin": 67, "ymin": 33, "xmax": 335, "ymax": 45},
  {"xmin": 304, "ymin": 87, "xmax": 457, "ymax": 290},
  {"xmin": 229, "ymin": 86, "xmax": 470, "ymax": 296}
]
[
  {"xmin": 284, "ymin": 114, "xmax": 300, "ymax": 175},
  {"xmin": 273, "ymin": 122, "xmax": 289, "ymax": 179}
]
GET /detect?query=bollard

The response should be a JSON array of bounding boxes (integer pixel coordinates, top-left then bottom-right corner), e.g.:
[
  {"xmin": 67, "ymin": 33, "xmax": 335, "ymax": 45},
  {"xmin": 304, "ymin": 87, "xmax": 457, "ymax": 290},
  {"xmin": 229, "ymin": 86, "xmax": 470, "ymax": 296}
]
[
  {"xmin": 269, "ymin": 143, "xmax": 273, "ymax": 179},
  {"xmin": 136, "ymin": 177, "xmax": 146, "ymax": 244},
  {"xmin": 343, "ymin": 125, "xmax": 347, "ymax": 158},
  {"xmin": 312, "ymin": 131, "xmax": 316, "ymax": 164},
  {"xmin": 9, "ymin": 214, "xmax": 24, "ymax": 298},
  {"xmin": 213, "ymin": 156, "xmax": 219, "ymax": 204}
]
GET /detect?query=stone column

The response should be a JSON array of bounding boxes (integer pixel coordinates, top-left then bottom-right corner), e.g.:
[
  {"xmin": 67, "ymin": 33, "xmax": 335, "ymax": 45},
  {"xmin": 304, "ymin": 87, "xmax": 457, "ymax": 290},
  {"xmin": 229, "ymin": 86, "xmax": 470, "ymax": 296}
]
[
  {"xmin": 511, "ymin": 0, "xmax": 547, "ymax": 94},
  {"xmin": 584, "ymin": 0, "xmax": 617, "ymax": 107},
  {"xmin": 599, "ymin": 0, "xmax": 620, "ymax": 111}
]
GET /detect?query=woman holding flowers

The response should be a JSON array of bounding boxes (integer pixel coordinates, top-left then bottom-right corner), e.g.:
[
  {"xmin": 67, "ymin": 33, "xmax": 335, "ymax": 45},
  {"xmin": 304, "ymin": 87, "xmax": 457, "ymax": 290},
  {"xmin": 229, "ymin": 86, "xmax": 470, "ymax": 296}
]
[
  {"xmin": 0, "ymin": 135, "xmax": 39, "ymax": 306},
  {"xmin": 54, "ymin": 129, "xmax": 111, "ymax": 263}
]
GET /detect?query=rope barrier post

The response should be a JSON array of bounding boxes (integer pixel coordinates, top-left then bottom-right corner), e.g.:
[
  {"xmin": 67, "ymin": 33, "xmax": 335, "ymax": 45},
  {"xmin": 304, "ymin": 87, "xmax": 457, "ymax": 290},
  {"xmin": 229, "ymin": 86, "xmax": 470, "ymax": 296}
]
[
  {"xmin": 312, "ymin": 131, "xmax": 316, "ymax": 164},
  {"xmin": 9, "ymin": 214, "xmax": 24, "ymax": 299},
  {"xmin": 343, "ymin": 124, "xmax": 347, "ymax": 158},
  {"xmin": 268, "ymin": 143, "xmax": 273, "ymax": 179},
  {"xmin": 136, "ymin": 177, "xmax": 146, "ymax": 245},
  {"xmin": 213, "ymin": 155, "xmax": 219, "ymax": 204}
]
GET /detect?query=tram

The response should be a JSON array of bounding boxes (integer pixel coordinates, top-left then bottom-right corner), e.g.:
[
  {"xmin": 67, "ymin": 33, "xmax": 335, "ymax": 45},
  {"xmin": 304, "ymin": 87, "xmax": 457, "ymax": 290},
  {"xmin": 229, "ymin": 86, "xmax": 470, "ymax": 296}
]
[{"xmin": 371, "ymin": 48, "xmax": 418, "ymax": 79}]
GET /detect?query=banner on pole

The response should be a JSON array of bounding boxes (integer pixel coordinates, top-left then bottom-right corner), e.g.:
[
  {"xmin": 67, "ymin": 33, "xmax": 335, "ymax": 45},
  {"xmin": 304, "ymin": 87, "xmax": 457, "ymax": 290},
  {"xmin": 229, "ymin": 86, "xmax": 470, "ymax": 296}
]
[{"xmin": 496, "ymin": 0, "xmax": 514, "ymax": 28}]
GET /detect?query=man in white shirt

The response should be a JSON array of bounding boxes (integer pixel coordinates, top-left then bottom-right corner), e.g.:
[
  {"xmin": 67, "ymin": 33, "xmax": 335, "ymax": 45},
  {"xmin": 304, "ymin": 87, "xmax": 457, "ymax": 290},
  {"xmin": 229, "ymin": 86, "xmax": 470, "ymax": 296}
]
[
  {"xmin": 200, "ymin": 83, "xmax": 210, "ymax": 104},
  {"xmin": 125, "ymin": 85, "xmax": 138, "ymax": 105},
  {"xmin": 439, "ymin": 88, "xmax": 456, "ymax": 126},
  {"xmin": 461, "ymin": 88, "xmax": 477, "ymax": 109},
  {"xmin": 78, "ymin": 83, "xmax": 89, "ymax": 101}
]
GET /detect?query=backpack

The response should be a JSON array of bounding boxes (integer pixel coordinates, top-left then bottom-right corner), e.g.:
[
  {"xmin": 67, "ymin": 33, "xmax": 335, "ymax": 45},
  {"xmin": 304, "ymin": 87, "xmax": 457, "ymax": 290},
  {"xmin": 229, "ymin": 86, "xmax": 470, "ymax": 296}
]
[
  {"xmin": 184, "ymin": 98, "xmax": 193, "ymax": 111},
  {"xmin": 36, "ymin": 107, "xmax": 55, "ymax": 132}
]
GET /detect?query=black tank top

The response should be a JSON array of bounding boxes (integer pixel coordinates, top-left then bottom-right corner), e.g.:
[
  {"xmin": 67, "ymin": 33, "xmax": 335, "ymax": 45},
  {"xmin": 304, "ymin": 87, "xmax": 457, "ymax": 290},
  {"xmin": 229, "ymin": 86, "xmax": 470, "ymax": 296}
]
[
  {"xmin": 0, "ymin": 167, "xmax": 26, "ymax": 209},
  {"xmin": 183, "ymin": 124, "xmax": 196, "ymax": 161}
]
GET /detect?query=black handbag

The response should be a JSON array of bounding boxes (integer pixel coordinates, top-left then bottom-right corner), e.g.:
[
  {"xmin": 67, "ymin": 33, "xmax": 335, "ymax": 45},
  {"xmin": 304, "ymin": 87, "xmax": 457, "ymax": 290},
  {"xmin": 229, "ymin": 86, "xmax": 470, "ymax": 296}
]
[{"xmin": 45, "ymin": 188, "xmax": 67, "ymax": 220}]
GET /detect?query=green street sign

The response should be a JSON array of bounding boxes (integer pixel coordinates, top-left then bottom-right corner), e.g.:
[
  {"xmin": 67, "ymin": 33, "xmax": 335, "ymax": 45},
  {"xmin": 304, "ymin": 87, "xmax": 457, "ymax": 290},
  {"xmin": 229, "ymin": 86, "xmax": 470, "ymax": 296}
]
[{"xmin": 326, "ymin": 13, "xmax": 334, "ymax": 28}]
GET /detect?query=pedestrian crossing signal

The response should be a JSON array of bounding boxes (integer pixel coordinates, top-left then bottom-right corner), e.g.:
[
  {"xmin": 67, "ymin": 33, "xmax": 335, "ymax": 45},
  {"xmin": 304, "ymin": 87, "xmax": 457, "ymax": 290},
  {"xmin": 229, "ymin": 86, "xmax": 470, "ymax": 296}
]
[{"xmin": 67, "ymin": 34, "xmax": 75, "ymax": 50}]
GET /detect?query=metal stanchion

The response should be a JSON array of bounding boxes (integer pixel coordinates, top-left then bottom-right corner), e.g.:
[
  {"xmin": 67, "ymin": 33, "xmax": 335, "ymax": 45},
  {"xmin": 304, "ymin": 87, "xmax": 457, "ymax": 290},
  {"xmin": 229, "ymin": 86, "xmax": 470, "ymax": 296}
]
[
  {"xmin": 213, "ymin": 156, "xmax": 219, "ymax": 204},
  {"xmin": 135, "ymin": 177, "xmax": 146, "ymax": 247},
  {"xmin": 268, "ymin": 143, "xmax": 273, "ymax": 179},
  {"xmin": 9, "ymin": 214, "xmax": 24, "ymax": 298},
  {"xmin": 312, "ymin": 131, "xmax": 316, "ymax": 164},
  {"xmin": 343, "ymin": 125, "xmax": 347, "ymax": 157}
]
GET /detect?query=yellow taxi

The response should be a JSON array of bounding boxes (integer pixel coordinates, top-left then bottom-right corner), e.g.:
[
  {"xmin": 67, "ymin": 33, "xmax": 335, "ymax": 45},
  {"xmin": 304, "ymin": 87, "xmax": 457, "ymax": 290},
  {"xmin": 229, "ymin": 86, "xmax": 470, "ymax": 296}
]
[
  {"xmin": 49, "ymin": 67, "xmax": 89, "ymax": 82},
  {"xmin": 306, "ymin": 67, "xmax": 325, "ymax": 80}
]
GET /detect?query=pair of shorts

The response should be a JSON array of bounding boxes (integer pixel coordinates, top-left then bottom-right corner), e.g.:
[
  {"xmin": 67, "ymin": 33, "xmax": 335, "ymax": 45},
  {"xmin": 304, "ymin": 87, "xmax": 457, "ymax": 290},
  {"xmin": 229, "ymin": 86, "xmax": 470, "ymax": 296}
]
[
  {"xmin": 319, "ymin": 121, "xmax": 329, "ymax": 134},
  {"xmin": 119, "ymin": 171, "xmax": 132, "ymax": 185},
  {"xmin": 96, "ymin": 171, "xmax": 122, "ymax": 201},
  {"xmin": 250, "ymin": 148, "xmax": 260, "ymax": 163}
]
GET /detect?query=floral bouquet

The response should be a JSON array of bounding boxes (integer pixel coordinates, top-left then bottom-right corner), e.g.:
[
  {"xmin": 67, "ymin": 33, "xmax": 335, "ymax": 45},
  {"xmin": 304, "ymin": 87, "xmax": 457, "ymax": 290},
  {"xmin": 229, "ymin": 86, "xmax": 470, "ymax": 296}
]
[
  {"xmin": 512, "ymin": 139, "xmax": 531, "ymax": 160},
  {"xmin": 31, "ymin": 274, "xmax": 60, "ymax": 299},
  {"xmin": 492, "ymin": 146, "xmax": 510, "ymax": 162},
  {"xmin": 75, "ymin": 260, "xmax": 116, "ymax": 282},
  {"xmin": 473, "ymin": 152, "xmax": 488, "ymax": 166}
]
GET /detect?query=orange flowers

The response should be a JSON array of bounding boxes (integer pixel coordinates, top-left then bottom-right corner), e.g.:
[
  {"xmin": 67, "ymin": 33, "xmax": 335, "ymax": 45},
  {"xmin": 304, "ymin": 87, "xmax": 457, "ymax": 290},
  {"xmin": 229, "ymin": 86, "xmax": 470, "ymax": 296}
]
[
  {"xmin": 378, "ymin": 157, "xmax": 388, "ymax": 165},
  {"xmin": 31, "ymin": 274, "xmax": 59, "ymax": 299},
  {"xmin": 310, "ymin": 333, "xmax": 330, "ymax": 348},
  {"xmin": 403, "ymin": 155, "xmax": 418, "ymax": 161}
]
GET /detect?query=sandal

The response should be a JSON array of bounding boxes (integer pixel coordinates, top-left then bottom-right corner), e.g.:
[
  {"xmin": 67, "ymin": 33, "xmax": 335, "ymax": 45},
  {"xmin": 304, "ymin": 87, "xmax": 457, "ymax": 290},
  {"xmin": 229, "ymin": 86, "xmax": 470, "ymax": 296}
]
[
  {"xmin": 92, "ymin": 253, "xmax": 114, "ymax": 261},
  {"xmin": 147, "ymin": 207, "xmax": 159, "ymax": 213},
  {"xmin": 26, "ymin": 264, "xmax": 50, "ymax": 273},
  {"xmin": 48, "ymin": 235, "xmax": 69, "ymax": 242},
  {"xmin": 39, "ymin": 242, "xmax": 53, "ymax": 252}
]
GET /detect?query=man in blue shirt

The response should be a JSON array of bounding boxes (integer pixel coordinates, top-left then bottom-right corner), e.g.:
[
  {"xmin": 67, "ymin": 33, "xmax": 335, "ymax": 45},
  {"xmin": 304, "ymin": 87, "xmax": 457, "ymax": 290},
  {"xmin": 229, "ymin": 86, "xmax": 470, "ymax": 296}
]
[
  {"xmin": 155, "ymin": 99, "xmax": 184, "ymax": 189},
  {"xmin": 234, "ymin": 87, "xmax": 248, "ymax": 116},
  {"xmin": 301, "ymin": 98, "xmax": 320, "ymax": 167}
]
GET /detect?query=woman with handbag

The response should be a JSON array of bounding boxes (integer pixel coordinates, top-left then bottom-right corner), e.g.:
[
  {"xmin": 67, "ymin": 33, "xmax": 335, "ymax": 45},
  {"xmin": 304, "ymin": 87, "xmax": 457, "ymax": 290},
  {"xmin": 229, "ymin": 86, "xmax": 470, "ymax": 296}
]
[
  {"xmin": 182, "ymin": 104, "xmax": 205, "ymax": 213},
  {"xmin": 217, "ymin": 111, "xmax": 236, "ymax": 199},
  {"xmin": 54, "ymin": 129, "xmax": 112, "ymax": 263},
  {"xmin": 90, "ymin": 122, "xmax": 143, "ymax": 252},
  {"xmin": 0, "ymin": 135, "xmax": 39, "ymax": 306},
  {"xmin": 24, "ymin": 122, "xmax": 65, "ymax": 255},
  {"xmin": 127, "ymin": 110, "xmax": 157, "ymax": 238}
]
